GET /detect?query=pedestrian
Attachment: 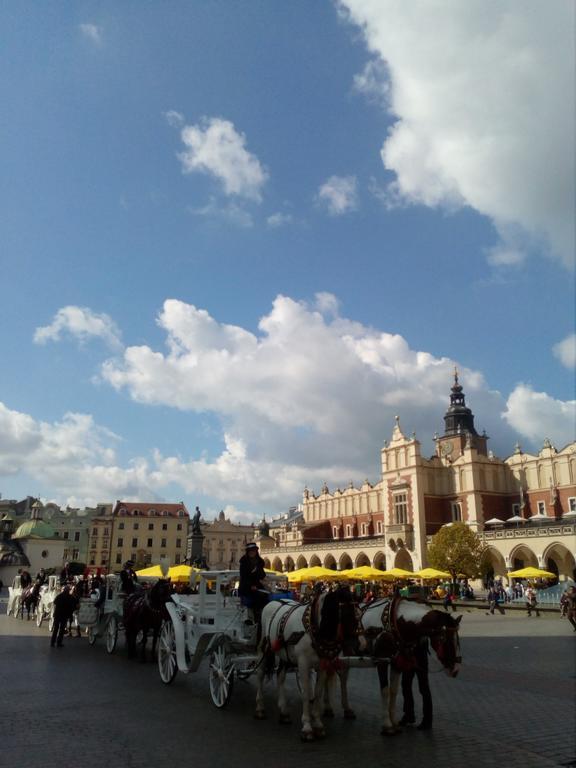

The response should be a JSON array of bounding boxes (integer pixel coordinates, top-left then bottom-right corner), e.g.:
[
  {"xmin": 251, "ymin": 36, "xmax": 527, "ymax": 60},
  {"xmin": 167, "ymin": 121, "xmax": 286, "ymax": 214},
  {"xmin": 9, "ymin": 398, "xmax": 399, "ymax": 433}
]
[
  {"xmin": 525, "ymin": 585, "xmax": 540, "ymax": 617},
  {"xmin": 564, "ymin": 586, "xmax": 576, "ymax": 631},
  {"xmin": 400, "ymin": 636, "xmax": 433, "ymax": 731},
  {"xmin": 50, "ymin": 585, "xmax": 79, "ymax": 648}
]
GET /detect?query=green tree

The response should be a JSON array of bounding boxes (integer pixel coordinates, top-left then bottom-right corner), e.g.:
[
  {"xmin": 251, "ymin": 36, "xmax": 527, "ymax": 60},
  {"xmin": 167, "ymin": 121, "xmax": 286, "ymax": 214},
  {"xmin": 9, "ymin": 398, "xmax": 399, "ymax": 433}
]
[{"xmin": 427, "ymin": 522, "xmax": 486, "ymax": 583}]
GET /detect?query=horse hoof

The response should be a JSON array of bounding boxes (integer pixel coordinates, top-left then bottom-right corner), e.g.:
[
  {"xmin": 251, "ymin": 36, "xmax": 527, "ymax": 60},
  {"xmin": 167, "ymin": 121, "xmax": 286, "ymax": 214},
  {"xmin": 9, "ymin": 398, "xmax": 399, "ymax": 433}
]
[
  {"xmin": 278, "ymin": 713, "xmax": 292, "ymax": 724},
  {"xmin": 254, "ymin": 711, "xmax": 267, "ymax": 721},
  {"xmin": 344, "ymin": 709, "xmax": 356, "ymax": 720},
  {"xmin": 323, "ymin": 708, "xmax": 335, "ymax": 718},
  {"xmin": 300, "ymin": 731, "xmax": 315, "ymax": 742}
]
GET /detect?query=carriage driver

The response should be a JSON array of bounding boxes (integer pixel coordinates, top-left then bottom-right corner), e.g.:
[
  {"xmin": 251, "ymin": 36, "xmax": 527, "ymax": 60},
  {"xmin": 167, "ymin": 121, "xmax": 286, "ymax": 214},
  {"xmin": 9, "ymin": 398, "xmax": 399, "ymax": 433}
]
[
  {"xmin": 239, "ymin": 542, "xmax": 268, "ymax": 625},
  {"xmin": 120, "ymin": 561, "xmax": 138, "ymax": 595}
]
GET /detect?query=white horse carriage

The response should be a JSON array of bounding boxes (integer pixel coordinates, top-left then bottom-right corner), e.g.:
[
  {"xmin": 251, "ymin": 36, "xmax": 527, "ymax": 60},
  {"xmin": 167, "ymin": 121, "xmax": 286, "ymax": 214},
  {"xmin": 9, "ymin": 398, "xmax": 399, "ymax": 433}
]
[
  {"xmin": 158, "ymin": 569, "xmax": 282, "ymax": 707},
  {"xmin": 7, "ymin": 584, "xmax": 22, "ymax": 617},
  {"xmin": 35, "ymin": 575, "xmax": 60, "ymax": 629},
  {"xmin": 77, "ymin": 574, "xmax": 126, "ymax": 652}
]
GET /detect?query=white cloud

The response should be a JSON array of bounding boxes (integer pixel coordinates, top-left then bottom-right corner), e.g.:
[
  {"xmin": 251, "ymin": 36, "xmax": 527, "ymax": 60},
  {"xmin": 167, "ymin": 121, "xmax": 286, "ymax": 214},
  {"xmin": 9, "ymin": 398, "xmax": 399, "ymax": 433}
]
[
  {"xmin": 165, "ymin": 110, "xmax": 184, "ymax": 128},
  {"xmin": 318, "ymin": 175, "xmax": 358, "ymax": 215},
  {"xmin": 340, "ymin": 0, "xmax": 575, "ymax": 268},
  {"xmin": 267, "ymin": 212, "xmax": 293, "ymax": 228},
  {"xmin": 34, "ymin": 306, "xmax": 121, "ymax": 349},
  {"xmin": 189, "ymin": 197, "xmax": 253, "ymax": 228},
  {"xmin": 177, "ymin": 117, "xmax": 268, "ymax": 202},
  {"xmin": 353, "ymin": 59, "xmax": 390, "ymax": 106},
  {"xmin": 79, "ymin": 23, "xmax": 102, "ymax": 45},
  {"xmin": 503, "ymin": 384, "xmax": 576, "ymax": 446},
  {"xmin": 553, "ymin": 334, "xmax": 576, "ymax": 369}
]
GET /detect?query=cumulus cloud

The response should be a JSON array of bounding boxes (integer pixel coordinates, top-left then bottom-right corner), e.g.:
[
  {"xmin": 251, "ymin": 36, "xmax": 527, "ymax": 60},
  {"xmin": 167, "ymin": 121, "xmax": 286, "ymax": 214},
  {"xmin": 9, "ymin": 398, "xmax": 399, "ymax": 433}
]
[
  {"xmin": 189, "ymin": 197, "xmax": 253, "ymax": 228},
  {"xmin": 79, "ymin": 23, "xmax": 102, "ymax": 45},
  {"xmin": 176, "ymin": 117, "xmax": 268, "ymax": 202},
  {"xmin": 553, "ymin": 333, "xmax": 576, "ymax": 369},
  {"xmin": 34, "ymin": 306, "xmax": 122, "ymax": 349},
  {"xmin": 340, "ymin": 0, "xmax": 575, "ymax": 268},
  {"xmin": 318, "ymin": 175, "xmax": 358, "ymax": 215},
  {"xmin": 164, "ymin": 110, "xmax": 184, "ymax": 128},
  {"xmin": 503, "ymin": 384, "xmax": 576, "ymax": 447},
  {"xmin": 267, "ymin": 212, "xmax": 293, "ymax": 228}
]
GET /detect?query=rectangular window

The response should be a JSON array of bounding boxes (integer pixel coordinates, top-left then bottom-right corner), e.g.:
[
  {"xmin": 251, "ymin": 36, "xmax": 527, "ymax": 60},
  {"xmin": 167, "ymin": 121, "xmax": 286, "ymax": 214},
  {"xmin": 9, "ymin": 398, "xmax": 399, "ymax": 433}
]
[
  {"xmin": 175, "ymin": 554, "xmax": 181, "ymax": 564},
  {"xmin": 131, "ymin": 538, "xmax": 138, "ymax": 547},
  {"xmin": 147, "ymin": 538, "xmax": 153, "ymax": 548},
  {"xmin": 177, "ymin": 523, "xmax": 182, "ymax": 531},
  {"xmin": 63, "ymin": 531, "xmax": 69, "ymax": 540},
  {"xmin": 117, "ymin": 538, "xmax": 123, "ymax": 547},
  {"xmin": 537, "ymin": 501, "xmax": 546, "ymax": 515},
  {"xmin": 451, "ymin": 502, "xmax": 462, "ymax": 522},
  {"xmin": 162, "ymin": 523, "xmax": 168, "ymax": 531},
  {"xmin": 361, "ymin": 523, "xmax": 368, "ymax": 536},
  {"xmin": 74, "ymin": 531, "xmax": 80, "ymax": 542},
  {"xmin": 346, "ymin": 525, "xmax": 351, "ymax": 537},
  {"xmin": 148, "ymin": 523, "xmax": 154, "ymax": 531},
  {"xmin": 92, "ymin": 527, "xmax": 98, "ymax": 535},
  {"xmin": 394, "ymin": 494, "xmax": 408, "ymax": 525},
  {"xmin": 116, "ymin": 553, "xmax": 122, "ymax": 564},
  {"xmin": 72, "ymin": 548, "xmax": 79, "ymax": 560},
  {"xmin": 333, "ymin": 526, "xmax": 339, "ymax": 539},
  {"xmin": 133, "ymin": 523, "xmax": 139, "ymax": 530},
  {"xmin": 377, "ymin": 520, "xmax": 383, "ymax": 534},
  {"xmin": 131, "ymin": 552, "xmax": 136, "ymax": 562},
  {"xmin": 161, "ymin": 538, "xmax": 167, "ymax": 548},
  {"xmin": 101, "ymin": 557, "xmax": 107, "ymax": 566},
  {"xmin": 90, "ymin": 558, "xmax": 95, "ymax": 565},
  {"xmin": 145, "ymin": 553, "xmax": 152, "ymax": 564},
  {"xmin": 176, "ymin": 538, "xmax": 182, "ymax": 548},
  {"xmin": 119, "ymin": 522, "xmax": 125, "ymax": 530},
  {"xmin": 104, "ymin": 527, "xmax": 109, "ymax": 536},
  {"xmin": 512, "ymin": 503, "xmax": 520, "ymax": 516},
  {"xmin": 568, "ymin": 497, "xmax": 576, "ymax": 513}
]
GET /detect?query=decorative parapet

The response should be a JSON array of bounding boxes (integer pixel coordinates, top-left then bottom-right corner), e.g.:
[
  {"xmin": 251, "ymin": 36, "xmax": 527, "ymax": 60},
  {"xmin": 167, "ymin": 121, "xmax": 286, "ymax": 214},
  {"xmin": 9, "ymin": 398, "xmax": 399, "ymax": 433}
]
[
  {"xmin": 269, "ymin": 536, "xmax": 388, "ymax": 553},
  {"xmin": 480, "ymin": 524, "xmax": 576, "ymax": 540}
]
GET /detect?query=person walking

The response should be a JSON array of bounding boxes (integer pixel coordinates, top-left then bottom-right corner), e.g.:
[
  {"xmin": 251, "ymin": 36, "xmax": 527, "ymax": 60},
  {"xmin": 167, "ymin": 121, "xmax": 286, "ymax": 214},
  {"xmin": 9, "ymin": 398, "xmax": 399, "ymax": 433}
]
[
  {"xmin": 564, "ymin": 586, "xmax": 576, "ymax": 631},
  {"xmin": 50, "ymin": 585, "xmax": 79, "ymax": 648},
  {"xmin": 400, "ymin": 636, "xmax": 433, "ymax": 731},
  {"xmin": 525, "ymin": 585, "xmax": 540, "ymax": 617}
]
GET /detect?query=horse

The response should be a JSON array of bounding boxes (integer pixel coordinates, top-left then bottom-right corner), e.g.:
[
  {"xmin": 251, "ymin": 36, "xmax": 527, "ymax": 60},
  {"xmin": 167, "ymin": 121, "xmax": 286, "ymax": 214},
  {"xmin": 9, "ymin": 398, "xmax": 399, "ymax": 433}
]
[
  {"xmin": 123, "ymin": 579, "xmax": 173, "ymax": 661},
  {"xmin": 332, "ymin": 596, "xmax": 462, "ymax": 734},
  {"xmin": 19, "ymin": 581, "xmax": 43, "ymax": 620},
  {"xmin": 255, "ymin": 586, "xmax": 365, "ymax": 741}
]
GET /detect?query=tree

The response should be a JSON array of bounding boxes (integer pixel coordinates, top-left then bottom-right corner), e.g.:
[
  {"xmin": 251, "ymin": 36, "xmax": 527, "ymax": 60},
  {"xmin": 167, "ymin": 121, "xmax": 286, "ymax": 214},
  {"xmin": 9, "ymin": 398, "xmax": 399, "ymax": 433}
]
[{"xmin": 427, "ymin": 522, "xmax": 486, "ymax": 582}]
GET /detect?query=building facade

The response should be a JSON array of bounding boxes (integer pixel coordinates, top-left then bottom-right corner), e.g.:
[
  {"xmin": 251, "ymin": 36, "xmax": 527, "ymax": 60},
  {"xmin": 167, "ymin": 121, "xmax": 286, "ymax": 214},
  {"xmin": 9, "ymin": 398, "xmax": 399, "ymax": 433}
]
[
  {"xmin": 258, "ymin": 374, "xmax": 576, "ymax": 582},
  {"xmin": 88, "ymin": 501, "xmax": 190, "ymax": 571},
  {"xmin": 195, "ymin": 510, "xmax": 256, "ymax": 570}
]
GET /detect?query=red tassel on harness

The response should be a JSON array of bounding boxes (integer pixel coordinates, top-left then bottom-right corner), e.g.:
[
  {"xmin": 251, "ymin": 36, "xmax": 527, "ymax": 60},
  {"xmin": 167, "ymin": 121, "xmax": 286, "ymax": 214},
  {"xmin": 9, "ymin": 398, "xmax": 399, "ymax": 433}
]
[{"xmin": 271, "ymin": 638, "xmax": 282, "ymax": 653}]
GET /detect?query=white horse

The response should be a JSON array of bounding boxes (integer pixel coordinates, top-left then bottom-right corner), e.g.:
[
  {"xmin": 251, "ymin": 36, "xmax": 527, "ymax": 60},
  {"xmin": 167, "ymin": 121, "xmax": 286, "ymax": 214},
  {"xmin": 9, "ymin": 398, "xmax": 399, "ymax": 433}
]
[
  {"xmin": 332, "ymin": 597, "xmax": 462, "ymax": 734},
  {"xmin": 255, "ymin": 587, "xmax": 364, "ymax": 741},
  {"xmin": 7, "ymin": 586, "xmax": 22, "ymax": 617}
]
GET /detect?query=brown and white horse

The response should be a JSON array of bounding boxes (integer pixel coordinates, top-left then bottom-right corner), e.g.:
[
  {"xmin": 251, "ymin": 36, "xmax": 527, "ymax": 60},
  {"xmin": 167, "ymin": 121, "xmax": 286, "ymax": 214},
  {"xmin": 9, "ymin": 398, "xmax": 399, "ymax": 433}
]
[
  {"xmin": 123, "ymin": 579, "xmax": 173, "ymax": 661},
  {"xmin": 333, "ymin": 597, "xmax": 462, "ymax": 734},
  {"xmin": 255, "ymin": 586, "xmax": 365, "ymax": 741}
]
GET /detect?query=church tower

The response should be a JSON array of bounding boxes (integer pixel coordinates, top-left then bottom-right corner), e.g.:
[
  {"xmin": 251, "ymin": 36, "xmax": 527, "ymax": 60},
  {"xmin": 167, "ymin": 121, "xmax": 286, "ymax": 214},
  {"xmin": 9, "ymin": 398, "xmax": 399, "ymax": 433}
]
[{"xmin": 436, "ymin": 370, "xmax": 488, "ymax": 460}]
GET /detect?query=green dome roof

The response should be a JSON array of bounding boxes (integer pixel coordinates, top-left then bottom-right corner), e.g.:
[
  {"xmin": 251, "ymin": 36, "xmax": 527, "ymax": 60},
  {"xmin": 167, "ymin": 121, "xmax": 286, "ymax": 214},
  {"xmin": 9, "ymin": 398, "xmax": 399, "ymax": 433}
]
[{"xmin": 12, "ymin": 519, "xmax": 56, "ymax": 540}]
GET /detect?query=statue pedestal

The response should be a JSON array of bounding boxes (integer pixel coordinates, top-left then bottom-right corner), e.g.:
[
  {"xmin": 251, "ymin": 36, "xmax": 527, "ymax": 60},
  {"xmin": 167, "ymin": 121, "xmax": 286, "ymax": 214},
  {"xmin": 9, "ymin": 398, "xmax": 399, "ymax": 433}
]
[{"xmin": 188, "ymin": 533, "xmax": 205, "ymax": 568}]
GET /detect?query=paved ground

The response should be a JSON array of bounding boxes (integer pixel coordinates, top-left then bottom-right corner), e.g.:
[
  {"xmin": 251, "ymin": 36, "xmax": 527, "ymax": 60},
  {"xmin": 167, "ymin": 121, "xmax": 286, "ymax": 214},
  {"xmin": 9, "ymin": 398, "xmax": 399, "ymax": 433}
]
[{"xmin": 0, "ymin": 602, "xmax": 574, "ymax": 768}]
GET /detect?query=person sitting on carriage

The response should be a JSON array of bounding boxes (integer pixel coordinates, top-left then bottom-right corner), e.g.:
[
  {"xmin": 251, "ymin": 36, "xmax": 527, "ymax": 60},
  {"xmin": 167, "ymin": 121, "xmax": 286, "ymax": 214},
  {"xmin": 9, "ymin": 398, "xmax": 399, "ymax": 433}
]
[
  {"xmin": 239, "ymin": 542, "xmax": 268, "ymax": 624},
  {"xmin": 35, "ymin": 568, "xmax": 47, "ymax": 587},
  {"xmin": 59, "ymin": 562, "xmax": 73, "ymax": 585},
  {"xmin": 120, "ymin": 561, "xmax": 138, "ymax": 595},
  {"xmin": 20, "ymin": 570, "xmax": 32, "ymax": 589}
]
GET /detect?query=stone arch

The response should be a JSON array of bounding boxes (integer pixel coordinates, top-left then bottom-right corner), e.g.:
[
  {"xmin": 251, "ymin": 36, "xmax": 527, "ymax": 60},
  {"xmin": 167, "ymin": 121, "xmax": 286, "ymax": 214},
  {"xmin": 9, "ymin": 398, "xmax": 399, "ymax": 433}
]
[
  {"xmin": 355, "ymin": 552, "xmax": 370, "ymax": 567},
  {"xmin": 483, "ymin": 546, "xmax": 507, "ymax": 579},
  {"xmin": 339, "ymin": 552, "xmax": 353, "ymax": 571},
  {"xmin": 542, "ymin": 542, "xmax": 575, "ymax": 581},
  {"xmin": 284, "ymin": 556, "xmax": 295, "ymax": 572},
  {"xmin": 263, "ymin": 558, "xmax": 271, "ymax": 569},
  {"xmin": 509, "ymin": 544, "xmax": 538, "ymax": 571},
  {"xmin": 296, "ymin": 554, "xmax": 308, "ymax": 570},
  {"xmin": 372, "ymin": 551, "xmax": 386, "ymax": 570},
  {"xmin": 394, "ymin": 549, "xmax": 413, "ymax": 571},
  {"xmin": 309, "ymin": 554, "xmax": 321, "ymax": 567},
  {"xmin": 271, "ymin": 556, "xmax": 283, "ymax": 573},
  {"xmin": 323, "ymin": 553, "xmax": 337, "ymax": 570}
]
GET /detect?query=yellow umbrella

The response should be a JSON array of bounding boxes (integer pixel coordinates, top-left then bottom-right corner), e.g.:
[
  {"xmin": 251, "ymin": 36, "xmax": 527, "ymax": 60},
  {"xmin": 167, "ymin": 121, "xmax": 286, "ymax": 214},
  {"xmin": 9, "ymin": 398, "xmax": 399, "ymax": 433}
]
[
  {"xmin": 341, "ymin": 565, "xmax": 395, "ymax": 581},
  {"xmin": 415, "ymin": 567, "xmax": 452, "ymax": 580},
  {"xmin": 382, "ymin": 567, "xmax": 415, "ymax": 579},
  {"xmin": 286, "ymin": 566, "xmax": 342, "ymax": 583},
  {"xmin": 168, "ymin": 564, "xmax": 200, "ymax": 583},
  {"xmin": 507, "ymin": 566, "xmax": 556, "ymax": 579},
  {"xmin": 135, "ymin": 565, "xmax": 164, "ymax": 578},
  {"xmin": 265, "ymin": 568, "xmax": 284, "ymax": 576}
]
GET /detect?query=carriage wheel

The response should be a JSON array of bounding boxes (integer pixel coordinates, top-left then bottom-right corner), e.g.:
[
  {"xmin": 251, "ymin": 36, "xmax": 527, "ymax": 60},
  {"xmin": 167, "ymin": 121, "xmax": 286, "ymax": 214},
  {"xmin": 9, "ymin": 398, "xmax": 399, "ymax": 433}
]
[
  {"xmin": 158, "ymin": 621, "xmax": 178, "ymax": 684},
  {"xmin": 36, "ymin": 609, "xmax": 44, "ymax": 628},
  {"xmin": 209, "ymin": 639, "xmax": 234, "ymax": 708},
  {"xmin": 106, "ymin": 615, "xmax": 119, "ymax": 654},
  {"xmin": 88, "ymin": 626, "xmax": 97, "ymax": 646}
]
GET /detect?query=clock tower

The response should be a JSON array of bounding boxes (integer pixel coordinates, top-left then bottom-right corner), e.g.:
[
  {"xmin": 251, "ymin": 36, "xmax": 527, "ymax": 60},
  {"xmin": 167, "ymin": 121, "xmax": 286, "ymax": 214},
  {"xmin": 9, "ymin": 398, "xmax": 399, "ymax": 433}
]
[{"xmin": 436, "ymin": 370, "xmax": 488, "ymax": 460}]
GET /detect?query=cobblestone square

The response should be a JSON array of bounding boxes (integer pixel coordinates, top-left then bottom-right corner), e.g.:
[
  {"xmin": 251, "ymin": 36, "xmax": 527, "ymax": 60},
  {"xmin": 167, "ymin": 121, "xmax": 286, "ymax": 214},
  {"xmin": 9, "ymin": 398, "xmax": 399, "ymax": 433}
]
[{"xmin": 1, "ymin": 605, "xmax": 574, "ymax": 768}]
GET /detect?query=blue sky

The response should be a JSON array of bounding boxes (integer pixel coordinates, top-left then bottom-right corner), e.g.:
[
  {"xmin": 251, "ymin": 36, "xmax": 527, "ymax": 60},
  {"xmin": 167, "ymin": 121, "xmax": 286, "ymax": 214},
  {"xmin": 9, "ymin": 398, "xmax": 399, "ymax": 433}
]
[{"xmin": 1, "ymin": 1, "xmax": 574, "ymax": 522}]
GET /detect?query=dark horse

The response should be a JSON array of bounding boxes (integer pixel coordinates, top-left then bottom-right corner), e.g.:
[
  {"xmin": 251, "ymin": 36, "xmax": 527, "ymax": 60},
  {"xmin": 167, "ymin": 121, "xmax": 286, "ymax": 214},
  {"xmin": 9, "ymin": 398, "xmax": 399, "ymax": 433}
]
[
  {"xmin": 123, "ymin": 579, "xmax": 173, "ymax": 661},
  {"xmin": 20, "ymin": 581, "xmax": 43, "ymax": 620}
]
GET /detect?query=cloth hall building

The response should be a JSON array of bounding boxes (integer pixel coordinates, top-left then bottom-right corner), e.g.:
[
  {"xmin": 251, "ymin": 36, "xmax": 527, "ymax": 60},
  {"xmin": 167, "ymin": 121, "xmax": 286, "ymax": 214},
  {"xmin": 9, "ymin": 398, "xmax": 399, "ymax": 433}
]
[{"xmin": 257, "ymin": 375, "xmax": 576, "ymax": 582}]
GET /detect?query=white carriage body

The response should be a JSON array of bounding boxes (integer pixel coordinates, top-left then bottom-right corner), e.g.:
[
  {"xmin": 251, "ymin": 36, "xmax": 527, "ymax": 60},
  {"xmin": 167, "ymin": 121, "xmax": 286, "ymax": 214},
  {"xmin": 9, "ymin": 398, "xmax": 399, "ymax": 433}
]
[
  {"xmin": 77, "ymin": 574, "xmax": 124, "ymax": 629},
  {"xmin": 35, "ymin": 575, "xmax": 60, "ymax": 626}
]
